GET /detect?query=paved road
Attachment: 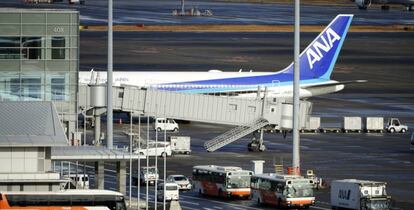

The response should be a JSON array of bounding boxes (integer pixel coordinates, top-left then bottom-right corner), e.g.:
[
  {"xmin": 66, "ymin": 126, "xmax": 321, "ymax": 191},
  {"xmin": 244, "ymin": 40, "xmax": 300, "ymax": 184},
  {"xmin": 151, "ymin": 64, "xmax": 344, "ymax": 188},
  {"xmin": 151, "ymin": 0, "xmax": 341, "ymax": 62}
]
[{"xmin": 2, "ymin": 0, "xmax": 414, "ymax": 25}]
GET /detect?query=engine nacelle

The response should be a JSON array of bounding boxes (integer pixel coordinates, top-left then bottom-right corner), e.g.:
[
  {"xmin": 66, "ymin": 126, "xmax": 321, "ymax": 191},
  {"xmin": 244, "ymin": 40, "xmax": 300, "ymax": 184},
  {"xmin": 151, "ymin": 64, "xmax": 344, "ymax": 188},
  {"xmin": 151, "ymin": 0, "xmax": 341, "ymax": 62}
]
[{"xmin": 355, "ymin": 0, "xmax": 371, "ymax": 9}]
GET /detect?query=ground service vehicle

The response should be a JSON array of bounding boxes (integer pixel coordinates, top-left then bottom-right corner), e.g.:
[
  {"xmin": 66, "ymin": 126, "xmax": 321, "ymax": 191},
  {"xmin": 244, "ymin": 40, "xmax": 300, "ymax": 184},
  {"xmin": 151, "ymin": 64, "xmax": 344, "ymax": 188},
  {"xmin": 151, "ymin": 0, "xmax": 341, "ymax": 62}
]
[
  {"xmin": 63, "ymin": 174, "xmax": 90, "ymax": 189},
  {"xmin": 386, "ymin": 118, "xmax": 408, "ymax": 133},
  {"xmin": 134, "ymin": 141, "xmax": 172, "ymax": 157},
  {"xmin": 365, "ymin": 117, "xmax": 384, "ymax": 133},
  {"xmin": 251, "ymin": 174, "xmax": 315, "ymax": 208},
  {"xmin": 157, "ymin": 182, "xmax": 180, "ymax": 201},
  {"xmin": 137, "ymin": 166, "xmax": 159, "ymax": 185},
  {"xmin": 154, "ymin": 118, "xmax": 179, "ymax": 132},
  {"xmin": 331, "ymin": 179, "xmax": 391, "ymax": 210},
  {"xmin": 167, "ymin": 175, "xmax": 192, "ymax": 191},
  {"xmin": 0, "ymin": 190, "xmax": 126, "ymax": 210},
  {"xmin": 169, "ymin": 136, "xmax": 191, "ymax": 154},
  {"xmin": 192, "ymin": 165, "xmax": 253, "ymax": 198}
]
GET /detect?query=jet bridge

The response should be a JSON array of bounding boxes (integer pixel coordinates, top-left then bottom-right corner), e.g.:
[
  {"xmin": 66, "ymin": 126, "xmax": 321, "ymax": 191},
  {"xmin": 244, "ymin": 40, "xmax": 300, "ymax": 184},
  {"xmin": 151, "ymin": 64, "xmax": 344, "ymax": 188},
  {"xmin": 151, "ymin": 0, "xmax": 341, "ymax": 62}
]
[{"xmin": 78, "ymin": 84, "xmax": 312, "ymax": 151}]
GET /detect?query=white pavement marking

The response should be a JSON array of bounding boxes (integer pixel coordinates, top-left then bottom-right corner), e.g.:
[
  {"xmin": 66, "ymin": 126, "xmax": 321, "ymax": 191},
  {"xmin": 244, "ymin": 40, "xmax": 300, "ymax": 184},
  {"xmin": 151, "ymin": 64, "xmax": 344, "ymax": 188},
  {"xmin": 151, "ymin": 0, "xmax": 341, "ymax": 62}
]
[
  {"xmin": 213, "ymin": 206, "xmax": 223, "ymax": 209},
  {"xmin": 179, "ymin": 200, "xmax": 200, "ymax": 206},
  {"xmin": 312, "ymin": 206, "xmax": 332, "ymax": 210},
  {"xmin": 179, "ymin": 194, "xmax": 263, "ymax": 210}
]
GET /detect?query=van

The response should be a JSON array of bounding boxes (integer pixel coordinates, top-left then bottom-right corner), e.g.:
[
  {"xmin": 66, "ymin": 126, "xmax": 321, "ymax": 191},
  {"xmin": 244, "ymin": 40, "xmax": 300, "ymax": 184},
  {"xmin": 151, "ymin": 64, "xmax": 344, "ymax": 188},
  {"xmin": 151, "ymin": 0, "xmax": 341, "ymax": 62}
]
[
  {"xmin": 63, "ymin": 174, "xmax": 89, "ymax": 189},
  {"xmin": 157, "ymin": 182, "xmax": 179, "ymax": 201},
  {"xmin": 134, "ymin": 141, "xmax": 172, "ymax": 157},
  {"xmin": 154, "ymin": 118, "xmax": 179, "ymax": 132}
]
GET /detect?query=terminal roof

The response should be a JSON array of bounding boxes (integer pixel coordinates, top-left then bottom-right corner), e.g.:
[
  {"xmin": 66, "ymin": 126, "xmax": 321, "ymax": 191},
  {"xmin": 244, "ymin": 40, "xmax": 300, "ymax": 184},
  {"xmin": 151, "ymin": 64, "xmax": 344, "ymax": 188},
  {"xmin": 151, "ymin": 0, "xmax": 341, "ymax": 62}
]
[
  {"xmin": 0, "ymin": 8, "xmax": 77, "ymax": 13},
  {"xmin": 0, "ymin": 101, "xmax": 68, "ymax": 147},
  {"xmin": 52, "ymin": 146, "xmax": 145, "ymax": 161}
]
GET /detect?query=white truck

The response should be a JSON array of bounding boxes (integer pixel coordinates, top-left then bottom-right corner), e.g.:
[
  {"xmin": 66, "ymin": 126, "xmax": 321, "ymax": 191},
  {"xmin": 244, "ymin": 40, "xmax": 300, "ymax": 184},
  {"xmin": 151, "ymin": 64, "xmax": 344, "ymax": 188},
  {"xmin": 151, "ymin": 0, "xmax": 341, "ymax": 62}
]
[
  {"xmin": 169, "ymin": 136, "xmax": 191, "ymax": 154},
  {"xmin": 385, "ymin": 118, "xmax": 408, "ymax": 133},
  {"xmin": 331, "ymin": 179, "xmax": 391, "ymax": 210}
]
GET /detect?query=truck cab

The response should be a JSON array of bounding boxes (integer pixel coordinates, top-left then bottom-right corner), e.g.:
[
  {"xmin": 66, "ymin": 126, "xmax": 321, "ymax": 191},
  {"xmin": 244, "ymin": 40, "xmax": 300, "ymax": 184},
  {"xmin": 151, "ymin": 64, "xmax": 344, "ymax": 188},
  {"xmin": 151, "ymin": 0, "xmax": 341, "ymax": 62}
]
[
  {"xmin": 386, "ymin": 118, "xmax": 408, "ymax": 133},
  {"xmin": 154, "ymin": 118, "xmax": 179, "ymax": 132}
]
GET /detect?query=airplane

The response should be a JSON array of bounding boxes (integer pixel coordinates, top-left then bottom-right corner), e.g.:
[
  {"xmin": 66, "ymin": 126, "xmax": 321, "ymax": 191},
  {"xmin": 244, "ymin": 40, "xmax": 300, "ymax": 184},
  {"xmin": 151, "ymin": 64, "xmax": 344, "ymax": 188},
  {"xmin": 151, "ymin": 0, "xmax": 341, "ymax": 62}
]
[
  {"xmin": 80, "ymin": 14, "xmax": 366, "ymax": 99},
  {"xmin": 351, "ymin": 0, "xmax": 414, "ymax": 11}
]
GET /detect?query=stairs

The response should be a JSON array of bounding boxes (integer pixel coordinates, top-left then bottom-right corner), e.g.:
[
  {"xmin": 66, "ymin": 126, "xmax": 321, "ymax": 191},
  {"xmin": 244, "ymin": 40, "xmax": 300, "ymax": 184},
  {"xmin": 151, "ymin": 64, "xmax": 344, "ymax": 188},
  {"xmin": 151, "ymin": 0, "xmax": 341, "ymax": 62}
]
[{"xmin": 204, "ymin": 118, "xmax": 269, "ymax": 152}]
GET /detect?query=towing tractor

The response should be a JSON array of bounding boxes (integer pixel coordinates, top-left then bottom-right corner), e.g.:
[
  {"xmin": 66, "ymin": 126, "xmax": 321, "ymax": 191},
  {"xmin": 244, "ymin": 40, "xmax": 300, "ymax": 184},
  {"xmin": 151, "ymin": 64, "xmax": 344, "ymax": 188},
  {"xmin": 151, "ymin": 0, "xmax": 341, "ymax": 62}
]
[
  {"xmin": 331, "ymin": 179, "xmax": 391, "ymax": 210},
  {"xmin": 386, "ymin": 118, "xmax": 408, "ymax": 133}
]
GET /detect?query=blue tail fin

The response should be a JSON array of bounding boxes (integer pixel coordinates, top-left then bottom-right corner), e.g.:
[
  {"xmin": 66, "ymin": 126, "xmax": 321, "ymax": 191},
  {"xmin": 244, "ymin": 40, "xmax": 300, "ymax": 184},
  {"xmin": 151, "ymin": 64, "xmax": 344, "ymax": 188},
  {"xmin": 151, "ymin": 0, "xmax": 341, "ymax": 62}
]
[{"xmin": 294, "ymin": 14, "xmax": 353, "ymax": 80}]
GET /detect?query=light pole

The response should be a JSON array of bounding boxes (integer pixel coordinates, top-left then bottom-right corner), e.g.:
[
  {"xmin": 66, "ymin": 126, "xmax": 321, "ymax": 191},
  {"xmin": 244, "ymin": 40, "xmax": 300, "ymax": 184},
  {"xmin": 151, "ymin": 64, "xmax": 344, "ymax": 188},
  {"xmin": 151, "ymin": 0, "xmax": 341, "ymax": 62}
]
[
  {"xmin": 107, "ymin": 0, "xmax": 113, "ymax": 149},
  {"xmin": 292, "ymin": 0, "xmax": 301, "ymax": 175}
]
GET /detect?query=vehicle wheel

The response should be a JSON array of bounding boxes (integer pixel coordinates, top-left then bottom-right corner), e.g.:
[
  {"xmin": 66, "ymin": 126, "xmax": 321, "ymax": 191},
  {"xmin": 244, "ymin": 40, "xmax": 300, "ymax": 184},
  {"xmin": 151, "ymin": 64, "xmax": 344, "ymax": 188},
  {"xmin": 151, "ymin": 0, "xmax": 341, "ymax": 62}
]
[
  {"xmin": 160, "ymin": 152, "xmax": 166, "ymax": 157},
  {"xmin": 173, "ymin": 128, "xmax": 178, "ymax": 132},
  {"xmin": 401, "ymin": 128, "xmax": 407, "ymax": 133},
  {"xmin": 157, "ymin": 127, "xmax": 161, "ymax": 132},
  {"xmin": 390, "ymin": 128, "xmax": 395, "ymax": 133}
]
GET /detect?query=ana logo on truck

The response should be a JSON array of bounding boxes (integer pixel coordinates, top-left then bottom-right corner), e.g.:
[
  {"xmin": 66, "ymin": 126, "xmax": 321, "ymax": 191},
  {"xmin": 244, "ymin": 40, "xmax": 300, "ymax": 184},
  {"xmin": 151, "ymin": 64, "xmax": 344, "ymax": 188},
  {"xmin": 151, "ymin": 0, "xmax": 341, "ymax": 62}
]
[{"xmin": 338, "ymin": 189, "xmax": 351, "ymax": 200}]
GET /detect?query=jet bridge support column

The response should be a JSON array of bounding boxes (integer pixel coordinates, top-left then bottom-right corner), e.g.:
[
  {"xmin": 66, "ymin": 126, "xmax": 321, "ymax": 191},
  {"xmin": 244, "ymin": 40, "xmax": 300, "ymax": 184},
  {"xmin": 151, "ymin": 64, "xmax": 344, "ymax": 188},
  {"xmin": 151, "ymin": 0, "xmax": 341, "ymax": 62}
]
[
  {"xmin": 95, "ymin": 161, "xmax": 105, "ymax": 189},
  {"xmin": 116, "ymin": 160, "xmax": 127, "ymax": 195},
  {"xmin": 247, "ymin": 87, "xmax": 267, "ymax": 152},
  {"xmin": 94, "ymin": 115, "xmax": 101, "ymax": 146}
]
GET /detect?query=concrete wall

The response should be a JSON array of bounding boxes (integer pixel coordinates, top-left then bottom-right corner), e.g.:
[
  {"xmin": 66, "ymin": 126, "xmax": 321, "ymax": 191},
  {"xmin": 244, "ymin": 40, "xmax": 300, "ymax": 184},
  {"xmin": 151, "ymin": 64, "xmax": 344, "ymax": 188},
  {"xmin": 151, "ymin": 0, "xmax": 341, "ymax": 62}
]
[{"xmin": 0, "ymin": 147, "xmax": 51, "ymax": 173}]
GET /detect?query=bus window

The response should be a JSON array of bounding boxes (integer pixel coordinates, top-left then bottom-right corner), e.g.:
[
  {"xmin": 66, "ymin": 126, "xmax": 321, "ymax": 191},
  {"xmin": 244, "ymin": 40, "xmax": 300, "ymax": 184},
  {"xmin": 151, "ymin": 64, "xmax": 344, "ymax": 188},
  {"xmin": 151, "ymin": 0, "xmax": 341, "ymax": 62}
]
[
  {"xmin": 71, "ymin": 195, "xmax": 94, "ymax": 206},
  {"xmin": 48, "ymin": 195, "xmax": 68, "ymax": 206},
  {"xmin": 24, "ymin": 195, "xmax": 49, "ymax": 206},
  {"xmin": 7, "ymin": 195, "xmax": 26, "ymax": 206}
]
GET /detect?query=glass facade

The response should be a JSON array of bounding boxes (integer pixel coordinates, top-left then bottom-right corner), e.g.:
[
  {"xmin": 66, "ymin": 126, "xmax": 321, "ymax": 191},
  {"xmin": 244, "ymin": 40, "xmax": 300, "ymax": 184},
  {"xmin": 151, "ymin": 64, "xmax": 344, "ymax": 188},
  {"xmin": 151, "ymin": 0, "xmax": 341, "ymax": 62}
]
[
  {"xmin": 0, "ymin": 10, "xmax": 79, "ymax": 134},
  {"xmin": 0, "ymin": 8, "xmax": 79, "ymax": 135}
]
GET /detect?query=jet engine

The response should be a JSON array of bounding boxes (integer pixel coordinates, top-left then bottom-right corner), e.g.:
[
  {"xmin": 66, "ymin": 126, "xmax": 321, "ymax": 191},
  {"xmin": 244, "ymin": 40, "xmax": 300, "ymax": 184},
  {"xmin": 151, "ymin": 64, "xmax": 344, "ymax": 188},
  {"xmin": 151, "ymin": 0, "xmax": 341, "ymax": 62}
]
[{"xmin": 355, "ymin": 0, "xmax": 371, "ymax": 9}]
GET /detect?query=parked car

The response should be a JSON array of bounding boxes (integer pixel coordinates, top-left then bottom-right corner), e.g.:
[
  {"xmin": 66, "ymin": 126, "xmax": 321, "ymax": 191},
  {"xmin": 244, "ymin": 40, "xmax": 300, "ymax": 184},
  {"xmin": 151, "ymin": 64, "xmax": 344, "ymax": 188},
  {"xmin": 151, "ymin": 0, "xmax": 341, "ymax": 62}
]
[{"xmin": 167, "ymin": 175, "xmax": 192, "ymax": 191}]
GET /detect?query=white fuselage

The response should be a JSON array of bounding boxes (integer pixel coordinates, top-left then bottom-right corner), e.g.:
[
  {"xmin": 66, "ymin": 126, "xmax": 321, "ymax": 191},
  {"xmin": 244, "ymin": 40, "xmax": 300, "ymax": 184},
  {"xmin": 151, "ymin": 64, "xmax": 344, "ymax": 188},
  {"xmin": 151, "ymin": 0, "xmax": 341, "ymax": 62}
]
[{"xmin": 79, "ymin": 71, "xmax": 343, "ymax": 98}]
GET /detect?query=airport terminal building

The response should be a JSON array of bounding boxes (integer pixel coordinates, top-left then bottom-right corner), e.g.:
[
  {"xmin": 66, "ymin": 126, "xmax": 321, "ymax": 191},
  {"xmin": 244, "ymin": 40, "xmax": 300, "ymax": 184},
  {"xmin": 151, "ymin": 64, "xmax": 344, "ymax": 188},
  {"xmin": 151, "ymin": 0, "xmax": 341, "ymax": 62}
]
[{"xmin": 0, "ymin": 9, "xmax": 79, "ymax": 137}]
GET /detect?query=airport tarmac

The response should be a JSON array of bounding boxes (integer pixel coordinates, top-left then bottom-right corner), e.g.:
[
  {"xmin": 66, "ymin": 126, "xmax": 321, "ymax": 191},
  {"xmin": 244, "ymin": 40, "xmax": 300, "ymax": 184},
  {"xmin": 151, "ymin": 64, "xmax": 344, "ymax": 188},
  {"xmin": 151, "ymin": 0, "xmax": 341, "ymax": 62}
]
[
  {"xmin": 2, "ymin": 0, "xmax": 414, "ymax": 25},
  {"xmin": 73, "ymin": 121, "xmax": 413, "ymax": 210},
  {"xmin": 74, "ymin": 30, "xmax": 414, "ymax": 209}
]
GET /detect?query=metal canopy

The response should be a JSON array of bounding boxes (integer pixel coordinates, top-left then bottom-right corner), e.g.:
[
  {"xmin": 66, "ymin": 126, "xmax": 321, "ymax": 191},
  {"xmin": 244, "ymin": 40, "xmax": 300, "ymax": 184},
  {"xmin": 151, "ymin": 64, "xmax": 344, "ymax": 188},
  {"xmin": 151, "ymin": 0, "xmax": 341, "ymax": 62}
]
[
  {"xmin": 0, "ymin": 101, "xmax": 68, "ymax": 147},
  {"xmin": 52, "ymin": 146, "xmax": 144, "ymax": 161}
]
